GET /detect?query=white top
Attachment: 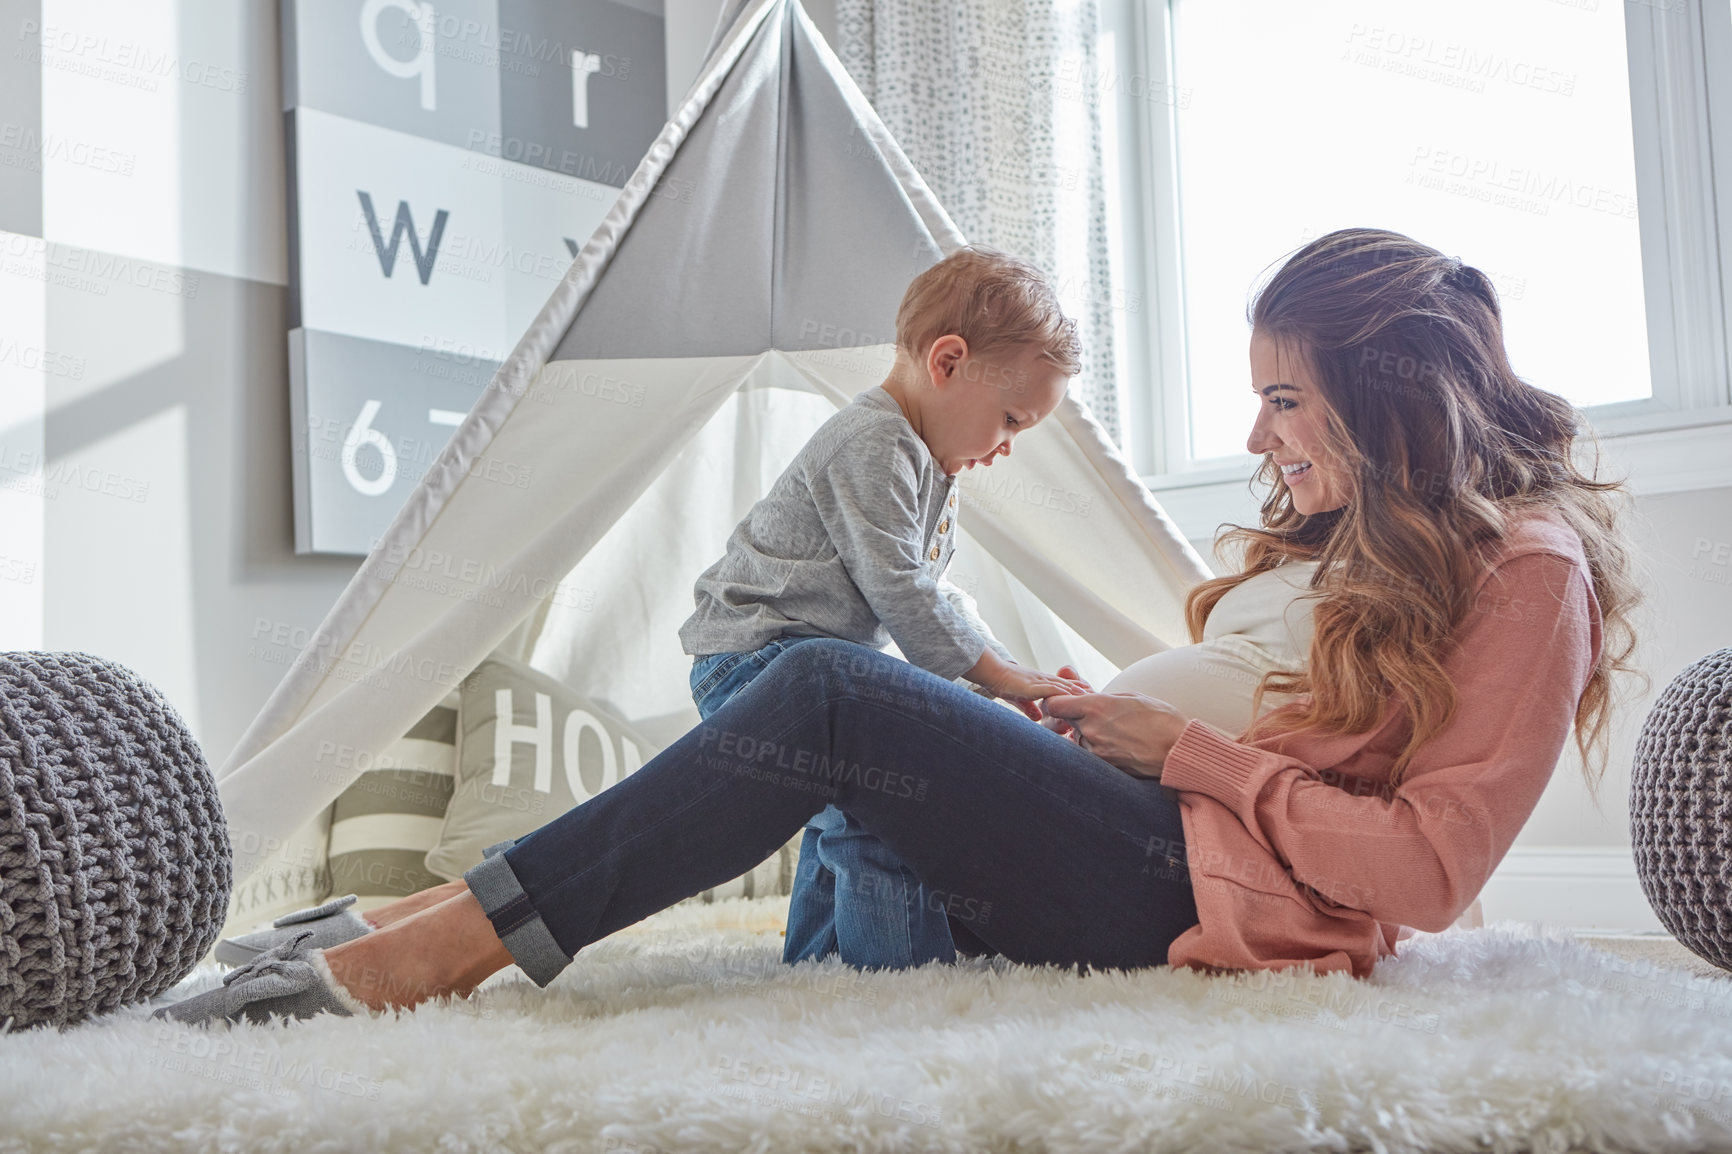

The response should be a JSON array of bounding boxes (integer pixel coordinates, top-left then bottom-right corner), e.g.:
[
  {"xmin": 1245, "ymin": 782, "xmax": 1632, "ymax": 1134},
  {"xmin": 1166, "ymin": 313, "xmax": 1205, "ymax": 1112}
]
[{"xmin": 1104, "ymin": 561, "xmax": 1320, "ymax": 738}]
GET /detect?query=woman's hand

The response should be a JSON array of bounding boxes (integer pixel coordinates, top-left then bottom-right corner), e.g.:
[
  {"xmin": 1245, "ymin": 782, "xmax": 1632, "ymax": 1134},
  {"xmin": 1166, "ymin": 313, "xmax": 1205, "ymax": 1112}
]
[{"xmin": 1040, "ymin": 691, "xmax": 1190, "ymax": 779}]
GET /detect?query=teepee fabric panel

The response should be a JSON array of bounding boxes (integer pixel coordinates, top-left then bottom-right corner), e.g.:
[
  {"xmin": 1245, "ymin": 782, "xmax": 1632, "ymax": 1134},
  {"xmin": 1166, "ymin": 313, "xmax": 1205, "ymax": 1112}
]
[
  {"xmin": 215, "ymin": 355, "xmax": 760, "ymax": 888},
  {"xmin": 550, "ymin": 17, "xmax": 781, "ymax": 359}
]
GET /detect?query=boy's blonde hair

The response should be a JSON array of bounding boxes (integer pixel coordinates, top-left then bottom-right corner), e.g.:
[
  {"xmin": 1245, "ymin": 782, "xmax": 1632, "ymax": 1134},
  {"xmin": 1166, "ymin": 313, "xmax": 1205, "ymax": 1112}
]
[{"xmin": 895, "ymin": 246, "xmax": 1082, "ymax": 375}]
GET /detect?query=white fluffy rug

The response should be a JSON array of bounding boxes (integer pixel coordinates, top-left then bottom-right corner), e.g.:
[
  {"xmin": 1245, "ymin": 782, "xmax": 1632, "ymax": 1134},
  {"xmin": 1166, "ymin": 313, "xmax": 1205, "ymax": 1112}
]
[{"xmin": 4, "ymin": 897, "xmax": 1731, "ymax": 1154}]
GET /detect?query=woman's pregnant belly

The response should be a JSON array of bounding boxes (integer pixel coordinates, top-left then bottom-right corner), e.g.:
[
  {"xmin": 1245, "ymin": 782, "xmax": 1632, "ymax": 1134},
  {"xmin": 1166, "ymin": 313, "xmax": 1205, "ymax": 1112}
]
[
  {"xmin": 1103, "ymin": 642, "xmax": 1282, "ymax": 740},
  {"xmin": 1102, "ymin": 560, "xmax": 1318, "ymax": 739}
]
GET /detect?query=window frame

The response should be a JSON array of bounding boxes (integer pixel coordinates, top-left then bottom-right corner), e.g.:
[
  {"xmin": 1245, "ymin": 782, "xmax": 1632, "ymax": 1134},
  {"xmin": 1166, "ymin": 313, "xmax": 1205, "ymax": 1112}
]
[{"xmin": 1113, "ymin": 0, "xmax": 1732, "ymax": 505}]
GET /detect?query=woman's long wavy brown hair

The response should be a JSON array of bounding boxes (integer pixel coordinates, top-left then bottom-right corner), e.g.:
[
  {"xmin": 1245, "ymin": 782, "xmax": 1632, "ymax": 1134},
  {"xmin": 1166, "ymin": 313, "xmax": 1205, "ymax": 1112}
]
[{"xmin": 1185, "ymin": 228, "xmax": 1641, "ymax": 790}]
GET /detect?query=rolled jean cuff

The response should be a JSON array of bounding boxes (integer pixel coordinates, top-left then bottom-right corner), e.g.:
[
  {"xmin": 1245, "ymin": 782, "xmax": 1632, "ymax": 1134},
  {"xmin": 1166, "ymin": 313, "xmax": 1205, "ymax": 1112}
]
[{"xmin": 463, "ymin": 846, "xmax": 571, "ymax": 988}]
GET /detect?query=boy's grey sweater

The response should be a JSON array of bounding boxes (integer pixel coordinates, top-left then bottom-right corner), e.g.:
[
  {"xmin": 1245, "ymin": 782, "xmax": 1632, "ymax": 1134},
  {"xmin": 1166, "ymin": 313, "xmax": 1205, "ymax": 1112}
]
[{"xmin": 679, "ymin": 386, "xmax": 1008, "ymax": 681}]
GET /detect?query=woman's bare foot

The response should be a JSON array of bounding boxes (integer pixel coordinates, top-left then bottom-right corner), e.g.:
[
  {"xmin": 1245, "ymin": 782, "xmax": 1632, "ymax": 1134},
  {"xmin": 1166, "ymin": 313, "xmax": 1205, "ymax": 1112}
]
[
  {"xmin": 361, "ymin": 880, "xmax": 469, "ymax": 929},
  {"xmin": 323, "ymin": 888, "xmax": 514, "ymax": 1012}
]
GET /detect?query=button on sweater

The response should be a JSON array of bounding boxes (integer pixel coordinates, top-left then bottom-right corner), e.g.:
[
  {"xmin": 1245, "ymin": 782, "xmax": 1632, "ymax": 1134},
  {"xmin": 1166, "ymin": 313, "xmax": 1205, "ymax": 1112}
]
[{"xmin": 1161, "ymin": 511, "xmax": 1602, "ymax": 977}]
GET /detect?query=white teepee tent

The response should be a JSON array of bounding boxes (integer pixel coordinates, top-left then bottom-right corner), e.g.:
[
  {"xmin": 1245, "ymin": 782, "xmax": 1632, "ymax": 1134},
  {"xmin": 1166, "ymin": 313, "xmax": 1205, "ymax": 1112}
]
[{"xmin": 216, "ymin": 0, "xmax": 1209, "ymax": 923}]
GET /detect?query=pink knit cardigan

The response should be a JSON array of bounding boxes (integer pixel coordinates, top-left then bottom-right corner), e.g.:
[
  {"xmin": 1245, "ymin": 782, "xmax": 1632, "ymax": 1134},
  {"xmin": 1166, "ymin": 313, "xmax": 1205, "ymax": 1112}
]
[{"xmin": 1161, "ymin": 511, "xmax": 1602, "ymax": 977}]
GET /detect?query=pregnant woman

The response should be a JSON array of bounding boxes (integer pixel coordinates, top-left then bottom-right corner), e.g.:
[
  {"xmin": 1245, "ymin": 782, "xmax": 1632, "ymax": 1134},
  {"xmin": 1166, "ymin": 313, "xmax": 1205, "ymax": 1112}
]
[{"xmin": 166, "ymin": 228, "xmax": 1638, "ymax": 1023}]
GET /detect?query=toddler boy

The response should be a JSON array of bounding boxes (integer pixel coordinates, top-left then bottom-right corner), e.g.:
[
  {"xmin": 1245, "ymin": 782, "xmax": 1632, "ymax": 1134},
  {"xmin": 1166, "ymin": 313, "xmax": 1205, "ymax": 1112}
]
[{"xmin": 679, "ymin": 246, "xmax": 1085, "ymax": 970}]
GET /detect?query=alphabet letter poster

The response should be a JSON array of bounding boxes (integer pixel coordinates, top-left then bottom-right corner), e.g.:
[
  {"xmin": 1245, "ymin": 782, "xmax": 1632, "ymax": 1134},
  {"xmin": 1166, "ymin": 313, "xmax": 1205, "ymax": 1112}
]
[{"xmin": 284, "ymin": 0, "xmax": 666, "ymax": 553}]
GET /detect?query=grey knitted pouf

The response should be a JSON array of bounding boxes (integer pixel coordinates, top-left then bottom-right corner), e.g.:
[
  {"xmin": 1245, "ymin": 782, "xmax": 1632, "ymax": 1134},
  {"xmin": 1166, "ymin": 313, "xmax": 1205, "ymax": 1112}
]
[
  {"xmin": 0, "ymin": 652, "xmax": 230, "ymax": 1029},
  {"xmin": 1630, "ymin": 647, "xmax": 1732, "ymax": 972}
]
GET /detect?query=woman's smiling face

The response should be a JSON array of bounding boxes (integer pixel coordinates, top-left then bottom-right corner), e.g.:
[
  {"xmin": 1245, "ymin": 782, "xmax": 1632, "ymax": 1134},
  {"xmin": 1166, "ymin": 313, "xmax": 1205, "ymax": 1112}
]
[{"xmin": 1246, "ymin": 331, "xmax": 1350, "ymax": 515}]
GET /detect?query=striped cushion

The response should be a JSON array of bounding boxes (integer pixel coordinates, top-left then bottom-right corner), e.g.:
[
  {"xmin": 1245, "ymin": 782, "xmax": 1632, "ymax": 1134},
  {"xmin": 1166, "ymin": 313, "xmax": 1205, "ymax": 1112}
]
[{"xmin": 326, "ymin": 692, "xmax": 459, "ymax": 915}]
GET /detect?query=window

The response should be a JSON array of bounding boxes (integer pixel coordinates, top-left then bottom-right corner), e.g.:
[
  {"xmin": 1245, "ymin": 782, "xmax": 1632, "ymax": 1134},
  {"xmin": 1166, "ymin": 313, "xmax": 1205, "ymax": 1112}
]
[
  {"xmin": 1172, "ymin": 1, "xmax": 1649, "ymax": 461},
  {"xmin": 1113, "ymin": 0, "xmax": 1732, "ymax": 482}
]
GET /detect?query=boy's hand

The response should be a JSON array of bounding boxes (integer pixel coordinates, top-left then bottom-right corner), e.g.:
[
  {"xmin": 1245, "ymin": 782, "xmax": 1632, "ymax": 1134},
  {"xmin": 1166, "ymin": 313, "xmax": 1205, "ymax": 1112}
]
[
  {"xmin": 964, "ymin": 652, "xmax": 1090, "ymax": 721},
  {"xmin": 995, "ymin": 667, "xmax": 1091, "ymax": 721},
  {"xmin": 1037, "ymin": 665, "xmax": 1092, "ymax": 735}
]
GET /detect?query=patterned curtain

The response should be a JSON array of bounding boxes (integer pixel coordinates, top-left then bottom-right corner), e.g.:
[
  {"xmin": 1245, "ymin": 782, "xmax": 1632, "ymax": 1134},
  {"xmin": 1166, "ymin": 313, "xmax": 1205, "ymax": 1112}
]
[{"xmin": 836, "ymin": 0, "xmax": 1123, "ymax": 442}]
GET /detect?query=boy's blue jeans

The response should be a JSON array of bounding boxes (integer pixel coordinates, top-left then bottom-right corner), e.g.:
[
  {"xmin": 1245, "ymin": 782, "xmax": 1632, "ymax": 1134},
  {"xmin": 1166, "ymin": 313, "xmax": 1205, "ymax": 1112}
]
[{"xmin": 690, "ymin": 639, "xmax": 958, "ymax": 969}]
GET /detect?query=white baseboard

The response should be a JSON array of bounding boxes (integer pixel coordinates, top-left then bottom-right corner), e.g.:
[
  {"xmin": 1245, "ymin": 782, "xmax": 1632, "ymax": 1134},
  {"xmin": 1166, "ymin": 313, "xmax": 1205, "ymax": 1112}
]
[{"xmin": 1479, "ymin": 847, "xmax": 1666, "ymax": 933}]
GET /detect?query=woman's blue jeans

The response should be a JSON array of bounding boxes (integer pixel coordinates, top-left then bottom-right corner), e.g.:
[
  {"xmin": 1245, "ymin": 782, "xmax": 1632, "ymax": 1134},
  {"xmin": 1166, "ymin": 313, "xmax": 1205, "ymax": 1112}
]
[
  {"xmin": 464, "ymin": 639, "xmax": 1198, "ymax": 987},
  {"xmin": 690, "ymin": 639, "xmax": 958, "ymax": 970}
]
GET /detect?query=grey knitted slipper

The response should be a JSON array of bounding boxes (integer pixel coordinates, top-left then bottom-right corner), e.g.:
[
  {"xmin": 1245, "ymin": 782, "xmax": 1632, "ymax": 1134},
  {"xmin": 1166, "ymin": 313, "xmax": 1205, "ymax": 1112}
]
[
  {"xmin": 215, "ymin": 893, "xmax": 373, "ymax": 966},
  {"xmin": 154, "ymin": 931, "xmax": 371, "ymax": 1026}
]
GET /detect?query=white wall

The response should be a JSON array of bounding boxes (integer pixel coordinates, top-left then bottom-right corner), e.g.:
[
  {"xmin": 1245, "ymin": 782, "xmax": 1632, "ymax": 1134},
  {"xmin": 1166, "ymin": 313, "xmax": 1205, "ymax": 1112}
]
[
  {"xmin": 1, "ymin": 0, "xmax": 348, "ymax": 768},
  {"xmin": 1520, "ymin": 484, "xmax": 1732, "ymax": 844}
]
